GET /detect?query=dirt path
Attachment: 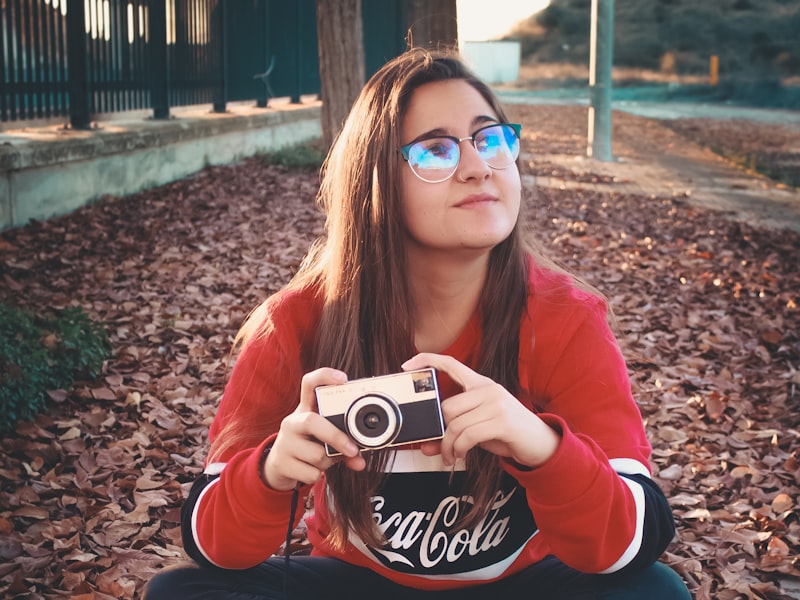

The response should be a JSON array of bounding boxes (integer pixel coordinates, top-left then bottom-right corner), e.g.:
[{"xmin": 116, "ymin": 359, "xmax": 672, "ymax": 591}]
[{"xmin": 504, "ymin": 102, "xmax": 800, "ymax": 234}]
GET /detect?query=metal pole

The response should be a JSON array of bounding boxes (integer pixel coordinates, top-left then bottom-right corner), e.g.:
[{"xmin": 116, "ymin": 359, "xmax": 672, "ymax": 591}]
[{"xmin": 587, "ymin": 0, "xmax": 614, "ymax": 161}]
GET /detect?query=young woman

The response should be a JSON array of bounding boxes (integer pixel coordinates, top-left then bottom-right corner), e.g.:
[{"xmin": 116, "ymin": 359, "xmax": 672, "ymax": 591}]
[{"xmin": 145, "ymin": 49, "xmax": 691, "ymax": 599}]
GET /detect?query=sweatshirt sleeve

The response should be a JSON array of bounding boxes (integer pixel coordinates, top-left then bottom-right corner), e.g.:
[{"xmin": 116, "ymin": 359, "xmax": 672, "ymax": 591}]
[
  {"xmin": 512, "ymin": 275, "xmax": 675, "ymax": 574},
  {"xmin": 180, "ymin": 291, "xmax": 317, "ymax": 569}
]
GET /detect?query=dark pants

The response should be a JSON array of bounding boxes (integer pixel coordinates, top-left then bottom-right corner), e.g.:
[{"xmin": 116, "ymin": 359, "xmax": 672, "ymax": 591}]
[{"xmin": 143, "ymin": 556, "xmax": 692, "ymax": 600}]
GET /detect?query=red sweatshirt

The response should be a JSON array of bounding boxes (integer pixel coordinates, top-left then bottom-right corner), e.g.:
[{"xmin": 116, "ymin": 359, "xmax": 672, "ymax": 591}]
[{"xmin": 180, "ymin": 260, "xmax": 675, "ymax": 589}]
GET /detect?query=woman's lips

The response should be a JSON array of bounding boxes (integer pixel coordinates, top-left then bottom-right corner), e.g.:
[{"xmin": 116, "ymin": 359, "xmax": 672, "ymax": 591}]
[{"xmin": 455, "ymin": 193, "xmax": 497, "ymax": 207}]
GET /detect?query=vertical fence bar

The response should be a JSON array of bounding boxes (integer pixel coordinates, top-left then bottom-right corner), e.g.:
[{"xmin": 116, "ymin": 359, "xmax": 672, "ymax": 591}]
[
  {"xmin": 100, "ymin": 0, "xmax": 108, "ymax": 113},
  {"xmin": 67, "ymin": 0, "xmax": 91, "ymax": 128},
  {"xmin": 88, "ymin": 0, "xmax": 98, "ymax": 113},
  {"xmin": 291, "ymin": 0, "xmax": 301, "ymax": 103},
  {"xmin": 212, "ymin": 0, "xmax": 226, "ymax": 112},
  {"xmin": 11, "ymin": 0, "xmax": 22, "ymax": 120},
  {"xmin": 169, "ymin": 0, "xmax": 181, "ymax": 106},
  {"xmin": 0, "ymin": 3, "xmax": 9, "ymax": 121},
  {"xmin": 111, "ymin": 0, "xmax": 122, "ymax": 111},
  {"xmin": 30, "ymin": 0, "xmax": 42, "ymax": 117},
  {"xmin": 87, "ymin": 0, "xmax": 97, "ymax": 112},
  {"xmin": 21, "ymin": 0, "xmax": 33, "ymax": 118},
  {"xmin": 101, "ymin": 0, "xmax": 110, "ymax": 113},
  {"xmin": 56, "ymin": 0, "xmax": 69, "ymax": 116},
  {"xmin": 41, "ymin": 0, "xmax": 53, "ymax": 118},
  {"xmin": 255, "ymin": 0, "xmax": 269, "ymax": 108},
  {"xmin": 112, "ymin": 1, "xmax": 120, "ymax": 112},
  {"xmin": 137, "ymin": 0, "xmax": 148, "ymax": 109},
  {"xmin": 149, "ymin": 0, "xmax": 169, "ymax": 118}
]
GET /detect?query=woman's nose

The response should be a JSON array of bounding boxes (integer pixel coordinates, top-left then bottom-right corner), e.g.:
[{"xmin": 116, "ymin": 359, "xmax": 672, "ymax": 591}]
[{"xmin": 454, "ymin": 140, "xmax": 491, "ymax": 182}]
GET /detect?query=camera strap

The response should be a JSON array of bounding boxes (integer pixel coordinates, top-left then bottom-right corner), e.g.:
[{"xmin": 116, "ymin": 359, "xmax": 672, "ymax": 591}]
[{"xmin": 284, "ymin": 483, "xmax": 301, "ymax": 598}]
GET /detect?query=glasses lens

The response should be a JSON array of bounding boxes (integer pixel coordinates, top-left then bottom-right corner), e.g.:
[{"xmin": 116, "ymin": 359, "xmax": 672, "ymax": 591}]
[
  {"xmin": 406, "ymin": 138, "xmax": 460, "ymax": 183},
  {"xmin": 474, "ymin": 124, "xmax": 520, "ymax": 169}
]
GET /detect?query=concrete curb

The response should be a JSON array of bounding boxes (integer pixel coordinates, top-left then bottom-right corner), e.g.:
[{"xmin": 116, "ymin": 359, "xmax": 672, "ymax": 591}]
[{"xmin": 0, "ymin": 102, "xmax": 322, "ymax": 230}]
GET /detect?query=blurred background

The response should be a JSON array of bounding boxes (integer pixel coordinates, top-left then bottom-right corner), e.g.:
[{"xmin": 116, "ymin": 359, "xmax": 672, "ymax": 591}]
[{"xmin": 469, "ymin": 0, "xmax": 800, "ymax": 109}]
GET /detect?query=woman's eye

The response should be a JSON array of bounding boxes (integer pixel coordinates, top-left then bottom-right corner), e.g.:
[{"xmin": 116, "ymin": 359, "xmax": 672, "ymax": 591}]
[
  {"xmin": 424, "ymin": 141, "xmax": 452, "ymax": 158},
  {"xmin": 475, "ymin": 133, "xmax": 497, "ymax": 152}
]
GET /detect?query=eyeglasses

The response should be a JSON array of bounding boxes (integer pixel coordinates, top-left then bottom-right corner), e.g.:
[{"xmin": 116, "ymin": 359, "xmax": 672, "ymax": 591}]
[{"xmin": 400, "ymin": 123, "xmax": 521, "ymax": 183}]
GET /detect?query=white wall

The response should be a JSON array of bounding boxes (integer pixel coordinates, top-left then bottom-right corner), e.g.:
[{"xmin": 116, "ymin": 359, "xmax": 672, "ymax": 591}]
[{"xmin": 461, "ymin": 41, "xmax": 521, "ymax": 84}]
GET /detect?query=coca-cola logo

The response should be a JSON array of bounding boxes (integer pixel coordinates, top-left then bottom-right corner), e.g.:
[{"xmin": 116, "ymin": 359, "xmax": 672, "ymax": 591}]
[{"xmin": 354, "ymin": 471, "xmax": 537, "ymax": 577}]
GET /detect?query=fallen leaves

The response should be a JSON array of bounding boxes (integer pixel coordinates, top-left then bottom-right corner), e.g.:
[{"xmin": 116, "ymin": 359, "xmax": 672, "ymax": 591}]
[{"xmin": 0, "ymin": 108, "xmax": 798, "ymax": 598}]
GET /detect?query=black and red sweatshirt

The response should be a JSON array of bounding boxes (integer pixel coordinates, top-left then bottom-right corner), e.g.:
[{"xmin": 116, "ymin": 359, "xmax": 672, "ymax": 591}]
[{"xmin": 180, "ymin": 261, "xmax": 676, "ymax": 590}]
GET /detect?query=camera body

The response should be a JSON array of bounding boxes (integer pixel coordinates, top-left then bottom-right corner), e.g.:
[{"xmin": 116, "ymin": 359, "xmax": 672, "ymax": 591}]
[{"xmin": 315, "ymin": 368, "xmax": 444, "ymax": 456}]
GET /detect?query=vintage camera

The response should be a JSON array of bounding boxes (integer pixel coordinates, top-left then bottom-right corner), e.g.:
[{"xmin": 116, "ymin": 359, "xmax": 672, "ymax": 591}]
[{"xmin": 315, "ymin": 368, "xmax": 444, "ymax": 456}]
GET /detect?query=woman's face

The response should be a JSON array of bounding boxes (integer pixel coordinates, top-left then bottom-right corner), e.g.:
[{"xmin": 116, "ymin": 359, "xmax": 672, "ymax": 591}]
[{"xmin": 399, "ymin": 79, "xmax": 521, "ymax": 257}]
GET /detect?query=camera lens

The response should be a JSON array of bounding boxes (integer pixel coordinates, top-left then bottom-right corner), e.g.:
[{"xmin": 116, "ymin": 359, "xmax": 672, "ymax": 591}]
[
  {"xmin": 359, "ymin": 410, "xmax": 384, "ymax": 431},
  {"xmin": 345, "ymin": 394, "xmax": 402, "ymax": 449}
]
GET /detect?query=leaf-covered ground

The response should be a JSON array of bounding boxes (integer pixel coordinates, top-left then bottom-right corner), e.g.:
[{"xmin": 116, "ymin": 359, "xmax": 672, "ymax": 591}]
[{"xmin": 0, "ymin": 105, "xmax": 798, "ymax": 599}]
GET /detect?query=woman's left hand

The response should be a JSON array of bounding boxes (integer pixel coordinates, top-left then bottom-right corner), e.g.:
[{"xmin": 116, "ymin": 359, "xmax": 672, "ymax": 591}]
[{"xmin": 402, "ymin": 353, "xmax": 561, "ymax": 468}]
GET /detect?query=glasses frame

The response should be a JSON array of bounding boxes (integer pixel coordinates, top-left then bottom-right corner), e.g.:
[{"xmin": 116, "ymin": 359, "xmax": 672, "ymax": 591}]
[{"xmin": 400, "ymin": 122, "xmax": 522, "ymax": 183}]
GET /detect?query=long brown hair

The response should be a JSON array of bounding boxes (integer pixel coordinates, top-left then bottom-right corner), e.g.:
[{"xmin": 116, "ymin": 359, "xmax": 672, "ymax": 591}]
[
  {"xmin": 307, "ymin": 48, "xmax": 535, "ymax": 548},
  {"xmin": 219, "ymin": 48, "xmax": 538, "ymax": 548}
]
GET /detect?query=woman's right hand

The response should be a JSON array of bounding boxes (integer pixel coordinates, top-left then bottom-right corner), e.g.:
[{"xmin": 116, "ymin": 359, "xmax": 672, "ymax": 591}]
[{"xmin": 262, "ymin": 368, "xmax": 366, "ymax": 491}]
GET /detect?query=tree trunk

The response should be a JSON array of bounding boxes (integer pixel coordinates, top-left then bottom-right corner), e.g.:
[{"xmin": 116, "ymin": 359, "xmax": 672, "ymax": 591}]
[
  {"xmin": 316, "ymin": 0, "xmax": 365, "ymax": 149},
  {"xmin": 406, "ymin": 0, "xmax": 458, "ymax": 50}
]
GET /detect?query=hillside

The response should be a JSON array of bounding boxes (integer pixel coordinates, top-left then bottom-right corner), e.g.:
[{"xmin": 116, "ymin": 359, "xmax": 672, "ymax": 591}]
[{"xmin": 506, "ymin": 0, "xmax": 800, "ymax": 81}]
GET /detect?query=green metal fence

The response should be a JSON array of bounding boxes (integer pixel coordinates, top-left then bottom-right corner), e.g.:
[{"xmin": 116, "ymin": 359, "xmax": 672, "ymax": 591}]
[{"xmin": 0, "ymin": 0, "xmax": 407, "ymax": 127}]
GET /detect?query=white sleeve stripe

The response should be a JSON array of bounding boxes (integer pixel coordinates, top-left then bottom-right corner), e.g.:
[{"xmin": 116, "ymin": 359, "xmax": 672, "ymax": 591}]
[
  {"xmin": 600, "ymin": 475, "xmax": 646, "ymax": 574},
  {"xmin": 191, "ymin": 475, "xmax": 225, "ymax": 568},
  {"xmin": 204, "ymin": 462, "xmax": 226, "ymax": 476},
  {"xmin": 609, "ymin": 457, "xmax": 651, "ymax": 478}
]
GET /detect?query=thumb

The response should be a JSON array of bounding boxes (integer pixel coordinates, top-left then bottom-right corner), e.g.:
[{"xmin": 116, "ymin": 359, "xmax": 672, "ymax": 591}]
[{"xmin": 300, "ymin": 367, "xmax": 348, "ymax": 412}]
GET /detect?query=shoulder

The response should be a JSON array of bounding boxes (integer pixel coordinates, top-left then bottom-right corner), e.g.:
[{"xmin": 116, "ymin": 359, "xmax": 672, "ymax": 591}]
[
  {"xmin": 265, "ymin": 284, "xmax": 323, "ymax": 325},
  {"xmin": 525, "ymin": 256, "xmax": 606, "ymax": 319},
  {"xmin": 237, "ymin": 284, "xmax": 323, "ymax": 359}
]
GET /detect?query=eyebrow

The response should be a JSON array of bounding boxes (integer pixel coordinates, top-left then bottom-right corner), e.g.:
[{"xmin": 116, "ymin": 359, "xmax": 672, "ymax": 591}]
[{"xmin": 406, "ymin": 115, "xmax": 500, "ymax": 145}]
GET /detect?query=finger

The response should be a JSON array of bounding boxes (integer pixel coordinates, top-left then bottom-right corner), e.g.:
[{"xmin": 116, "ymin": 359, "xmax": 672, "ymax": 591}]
[
  {"xmin": 322, "ymin": 432, "xmax": 360, "ymax": 458},
  {"xmin": 439, "ymin": 389, "xmax": 484, "ymax": 423},
  {"xmin": 401, "ymin": 353, "xmax": 491, "ymax": 391},
  {"xmin": 298, "ymin": 367, "xmax": 348, "ymax": 413},
  {"xmin": 439, "ymin": 400, "xmax": 500, "ymax": 464},
  {"xmin": 287, "ymin": 411, "xmax": 360, "ymax": 458},
  {"xmin": 281, "ymin": 458, "xmax": 327, "ymax": 487},
  {"xmin": 419, "ymin": 440, "xmax": 442, "ymax": 457},
  {"xmin": 265, "ymin": 441, "xmax": 333, "ymax": 490},
  {"xmin": 341, "ymin": 454, "xmax": 367, "ymax": 472},
  {"xmin": 449, "ymin": 419, "xmax": 495, "ymax": 461}
]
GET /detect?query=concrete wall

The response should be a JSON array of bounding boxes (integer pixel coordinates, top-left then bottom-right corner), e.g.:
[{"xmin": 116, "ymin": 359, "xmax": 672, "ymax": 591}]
[
  {"xmin": 461, "ymin": 41, "xmax": 521, "ymax": 84},
  {"xmin": 0, "ymin": 102, "xmax": 322, "ymax": 230}
]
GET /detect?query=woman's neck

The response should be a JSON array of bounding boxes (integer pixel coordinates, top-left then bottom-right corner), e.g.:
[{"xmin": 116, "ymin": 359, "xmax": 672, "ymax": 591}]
[{"xmin": 407, "ymin": 250, "xmax": 489, "ymax": 353}]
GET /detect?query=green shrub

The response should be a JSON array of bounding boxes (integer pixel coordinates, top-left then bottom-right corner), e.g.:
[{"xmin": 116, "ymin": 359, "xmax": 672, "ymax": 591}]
[
  {"xmin": 0, "ymin": 304, "xmax": 110, "ymax": 431},
  {"xmin": 260, "ymin": 141, "xmax": 326, "ymax": 169}
]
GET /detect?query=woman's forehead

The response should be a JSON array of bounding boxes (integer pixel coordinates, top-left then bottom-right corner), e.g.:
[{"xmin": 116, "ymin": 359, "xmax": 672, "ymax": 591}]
[{"xmin": 401, "ymin": 79, "xmax": 497, "ymax": 137}]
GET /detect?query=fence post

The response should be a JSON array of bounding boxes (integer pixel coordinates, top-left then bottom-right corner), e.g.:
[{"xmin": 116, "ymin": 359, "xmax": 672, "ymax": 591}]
[
  {"xmin": 66, "ymin": 0, "xmax": 91, "ymax": 129},
  {"xmin": 291, "ymin": 0, "xmax": 302, "ymax": 103},
  {"xmin": 256, "ymin": 0, "xmax": 270, "ymax": 108},
  {"xmin": 149, "ymin": 0, "xmax": 170, "ymax": 119},
  {"xmin": 213, "ymin": 0, "xmax": 228, "ymax": 113}
]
